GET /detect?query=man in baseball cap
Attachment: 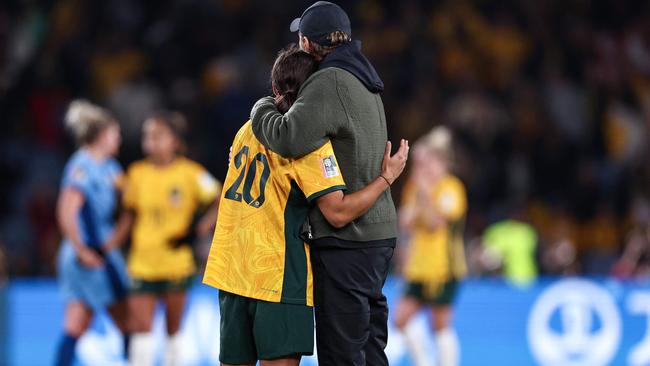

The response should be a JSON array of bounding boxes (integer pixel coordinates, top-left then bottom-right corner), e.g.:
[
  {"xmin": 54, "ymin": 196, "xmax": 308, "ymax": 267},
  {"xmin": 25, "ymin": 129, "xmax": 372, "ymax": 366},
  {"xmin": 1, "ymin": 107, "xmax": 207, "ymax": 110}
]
[
  {"xmin": 289, "ymin": 1, "xmax": 351, "ymax": 46},
  {"xmin": 251, "ymin": 2, "xmax": 401, "ymax": 365}
]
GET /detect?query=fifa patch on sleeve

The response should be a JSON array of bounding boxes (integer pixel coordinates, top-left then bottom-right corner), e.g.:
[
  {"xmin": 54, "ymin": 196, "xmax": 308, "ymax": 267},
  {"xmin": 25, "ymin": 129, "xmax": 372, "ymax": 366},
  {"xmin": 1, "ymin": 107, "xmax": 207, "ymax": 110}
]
[
  {"xmin": 198, "ymin": 172, "xmax": 218, "ymax": 194},
  {"xmin": 321, "ymin": 156, "xmax": 340, "ymax": 178}
]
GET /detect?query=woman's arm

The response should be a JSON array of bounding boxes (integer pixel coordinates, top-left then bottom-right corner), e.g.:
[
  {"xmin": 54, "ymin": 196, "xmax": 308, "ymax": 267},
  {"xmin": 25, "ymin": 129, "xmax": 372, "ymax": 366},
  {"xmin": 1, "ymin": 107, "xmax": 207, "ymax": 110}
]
[
  {"xmin": 56, "ymin": 187, "xmax": 104, "ymax": 267},
  {"xmin": 316, "ymin": 139, "xmax": 409, "ymax": 228},
  {"xmin": 414, "ymin": 190, "xmax": 447, "ymax": 230},
  {"xmin": 196, "ymin": 196, "xmax": 221, "ymax": 237},
  {"xmin": 398, "ymin": 204, "xmax": 417, "ymax": 231},
  {"xmin": 103, "ymin": 210, "xmax": 134, "ymax": 252}
]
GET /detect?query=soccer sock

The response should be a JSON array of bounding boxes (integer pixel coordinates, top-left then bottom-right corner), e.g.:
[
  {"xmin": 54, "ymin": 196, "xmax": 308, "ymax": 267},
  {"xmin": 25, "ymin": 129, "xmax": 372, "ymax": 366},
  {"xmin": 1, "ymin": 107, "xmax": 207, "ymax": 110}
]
[
  {"xmin": 436, "ymin": 327, "xmax": 459, "ymax": 366},
  {"xmin": 403, "ymin": 322, "xmax": 432, "ymax": 366},
  {"xmin": 163, "ymin": 333, "xmax": 182, "ymax": 366},
  {"xmin": 123, "ymin": 332, "xmax": 131, "ymax": 360},
  {"xmin": 129, "ymin": 332, "xmax": 154, "ymax": 366},
  {"xmin": 55, "ymin": 333, "xmax": 78, "ymax": 366}
]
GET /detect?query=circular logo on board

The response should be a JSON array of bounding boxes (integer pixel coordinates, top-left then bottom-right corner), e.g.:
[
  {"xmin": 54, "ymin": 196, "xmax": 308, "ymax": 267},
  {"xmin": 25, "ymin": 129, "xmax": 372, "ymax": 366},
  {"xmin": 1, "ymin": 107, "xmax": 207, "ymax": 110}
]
[{"xmin": 527, "ymin": 279, "xmax": 621, "ymax": 366}]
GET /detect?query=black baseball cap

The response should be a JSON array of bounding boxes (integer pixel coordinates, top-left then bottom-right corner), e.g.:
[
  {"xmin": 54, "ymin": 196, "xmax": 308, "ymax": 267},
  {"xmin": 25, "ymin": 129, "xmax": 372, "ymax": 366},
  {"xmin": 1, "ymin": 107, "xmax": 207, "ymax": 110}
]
[{"xmin": 289, "ymin": 1, "xmax": 351, "ymax": 46}]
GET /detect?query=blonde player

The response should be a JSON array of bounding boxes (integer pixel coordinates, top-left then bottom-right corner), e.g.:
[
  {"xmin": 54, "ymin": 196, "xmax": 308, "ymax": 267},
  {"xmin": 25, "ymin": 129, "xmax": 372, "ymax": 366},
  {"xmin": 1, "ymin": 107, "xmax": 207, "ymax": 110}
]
[
  {"xmin": 203, "ymin": 45, "xmax": 408, "ymax": 366},
  {"xmin": 55, "ymin": 100, "xmax": 130, "ymax": 365},
  {"xmin": 394, "ymin": 127, "xmax": 467, "ymax": 366},
  {"xmin": 117, "ymin": 112, "xmax": 221, "ymax": 366}
]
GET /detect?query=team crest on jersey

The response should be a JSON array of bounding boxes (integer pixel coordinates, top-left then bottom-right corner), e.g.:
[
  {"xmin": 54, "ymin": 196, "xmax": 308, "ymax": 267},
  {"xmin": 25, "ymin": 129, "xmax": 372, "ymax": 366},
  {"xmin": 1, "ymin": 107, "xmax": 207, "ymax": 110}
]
[
  {"xmin": 72, "ymin": 167, "xmax": 87, "ymax": 182},
  {"xmin": 321, "ymin": 156, "xmax": 340, "ymax": 178},
  {"xmin": 169, "ymin": 187, "xmax": 183, "ymax": 206}
]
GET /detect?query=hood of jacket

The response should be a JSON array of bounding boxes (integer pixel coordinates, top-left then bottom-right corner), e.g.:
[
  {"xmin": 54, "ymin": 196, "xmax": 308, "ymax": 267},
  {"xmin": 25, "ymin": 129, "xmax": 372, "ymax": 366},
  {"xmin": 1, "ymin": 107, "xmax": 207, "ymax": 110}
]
[{"xmin": 318, "ymin": 40, "xmax": 384, "ymax": 93}]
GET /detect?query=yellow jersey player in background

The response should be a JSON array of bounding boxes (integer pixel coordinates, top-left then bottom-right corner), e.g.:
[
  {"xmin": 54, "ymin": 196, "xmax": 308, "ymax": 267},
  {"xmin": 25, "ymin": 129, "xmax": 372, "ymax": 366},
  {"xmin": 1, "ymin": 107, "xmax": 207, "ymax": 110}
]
[
  {"xmin": 394, "ymin": 126, "xmax": 467, "ymax": 366},
  {"xmin": 115, "ymin": 112, "xmax": 221, "ymax": 366},
  {"xmin": 203, "ymin": 44, "xmax": 409, "ymax": 366}
]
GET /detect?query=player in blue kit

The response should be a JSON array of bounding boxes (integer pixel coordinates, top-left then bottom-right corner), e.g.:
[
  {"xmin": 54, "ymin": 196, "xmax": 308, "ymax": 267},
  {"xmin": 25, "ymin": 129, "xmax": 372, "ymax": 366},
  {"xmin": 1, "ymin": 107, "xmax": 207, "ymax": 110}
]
[{"xmin": 55, "ymin": 100, "xmax": 130, "ymax": 366}]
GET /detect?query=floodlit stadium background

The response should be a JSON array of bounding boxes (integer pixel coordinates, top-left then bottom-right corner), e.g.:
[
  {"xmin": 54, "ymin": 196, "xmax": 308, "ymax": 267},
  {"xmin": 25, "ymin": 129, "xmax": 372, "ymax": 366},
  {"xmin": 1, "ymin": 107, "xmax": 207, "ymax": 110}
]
[{"xmin": 2, "ymin": 0, "xmax": 650, "ymax": 365}]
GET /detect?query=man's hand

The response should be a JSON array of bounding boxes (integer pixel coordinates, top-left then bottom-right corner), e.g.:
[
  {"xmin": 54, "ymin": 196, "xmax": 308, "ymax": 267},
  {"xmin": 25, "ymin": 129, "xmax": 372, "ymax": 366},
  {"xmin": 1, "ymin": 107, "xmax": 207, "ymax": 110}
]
[
  {"xmin": 316, "ymin": 138, "xmax": 410, "ymax": 229},
  {"xmin": 381, "ymin": 139, "xmax": 409, "ymax": 185}
]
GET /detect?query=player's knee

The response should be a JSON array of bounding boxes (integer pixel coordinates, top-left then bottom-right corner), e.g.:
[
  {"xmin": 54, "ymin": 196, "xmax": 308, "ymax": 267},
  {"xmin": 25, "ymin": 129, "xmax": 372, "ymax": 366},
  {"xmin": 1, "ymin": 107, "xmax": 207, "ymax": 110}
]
[
  {"xmin": 432, "ymin": 308, "xmax": 451, "ymax": 331},
  {"xmin": 433, "ymin": 318, "xmax": 447, "ymax": 331},
  {"xmin": 394, "ymin": 312, "xmax": 408, "ymax": 330},
  {"xmin": 64, "ymin": 306, "xmax": 91, "ymax": 336},
  {"xmin": 64, "ymin": 320, "xmax": 88, "ymax": 337},
  {"xmin": 130, "ymin": 315, "xmax": 153, "ymax": 333}
]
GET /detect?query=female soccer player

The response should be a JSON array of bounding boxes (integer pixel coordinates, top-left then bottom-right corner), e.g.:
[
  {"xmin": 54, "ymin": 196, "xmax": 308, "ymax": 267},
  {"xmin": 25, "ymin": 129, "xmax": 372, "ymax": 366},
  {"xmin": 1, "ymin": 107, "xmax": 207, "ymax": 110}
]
[
  {"xmin": 119, "ymin": 112, "xmax": 221, "ymax": 366},
  {"xmin": 55, "ymin": 100, "xmax": 130, "ymax": 366},
  {"xmin": 394, "ymin": 126, "xmax": 468, "ymax": 366}
]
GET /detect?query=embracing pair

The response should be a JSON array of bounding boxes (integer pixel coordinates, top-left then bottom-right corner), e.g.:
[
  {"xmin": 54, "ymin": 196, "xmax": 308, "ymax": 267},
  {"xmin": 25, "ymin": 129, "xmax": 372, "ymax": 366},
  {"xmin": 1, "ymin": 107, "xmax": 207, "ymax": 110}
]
[{"xmin": 203, "ymin": 2, "xmax": 408, "ymax": 365}]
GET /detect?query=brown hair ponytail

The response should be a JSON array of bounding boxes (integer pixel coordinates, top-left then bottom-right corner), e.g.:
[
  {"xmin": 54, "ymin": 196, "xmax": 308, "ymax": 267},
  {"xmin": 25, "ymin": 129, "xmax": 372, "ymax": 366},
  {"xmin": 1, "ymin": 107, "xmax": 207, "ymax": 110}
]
[{"xmin": 271, "ymin": 44, "xmax": 318, "ymax": 114}]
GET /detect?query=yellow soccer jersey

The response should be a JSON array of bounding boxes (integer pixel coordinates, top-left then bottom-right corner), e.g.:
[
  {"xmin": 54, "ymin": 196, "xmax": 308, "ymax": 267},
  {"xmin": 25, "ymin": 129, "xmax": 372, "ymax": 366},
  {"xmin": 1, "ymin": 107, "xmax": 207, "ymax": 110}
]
[
  {"xmin": 203, "ymin": 121, "xmax": 346, "ymax": 306},
  {"xmin": 123, "ymin": 157, "xmax": 221, "ymax": 280},
  {"xmin": 402, "ymin": 175, "xmax": 468, "ymax": 285}
]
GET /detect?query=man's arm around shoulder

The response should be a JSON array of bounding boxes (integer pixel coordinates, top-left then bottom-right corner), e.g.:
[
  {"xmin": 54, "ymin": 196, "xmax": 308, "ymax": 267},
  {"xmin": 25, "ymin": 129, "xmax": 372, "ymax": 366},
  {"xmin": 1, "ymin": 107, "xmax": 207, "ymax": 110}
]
[
  {"xmin": 317, "ymin": 140, "xmax": 409, "ymax": 228},
  {"xmin": 250, "ymin": 71, "xmax": 339, "ymax": 158}
]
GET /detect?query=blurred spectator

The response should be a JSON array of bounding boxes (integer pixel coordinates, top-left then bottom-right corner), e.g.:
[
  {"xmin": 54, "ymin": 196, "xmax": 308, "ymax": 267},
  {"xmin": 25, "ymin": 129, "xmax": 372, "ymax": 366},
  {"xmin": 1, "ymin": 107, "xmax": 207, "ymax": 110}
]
[
  {"xmin": 612, "ymin": 196, "xmax": 650, "ymax": 279},
  {"xmin": 611, "ymin": 226, "xmax": 650, "ymax": 279},
  {"xmin": 530, "ymin": 204, "xmax": 580, "ymax": 275},
  {"xmin": 1, "ymin": 0, "xmax": 650, "ymax": 278}
]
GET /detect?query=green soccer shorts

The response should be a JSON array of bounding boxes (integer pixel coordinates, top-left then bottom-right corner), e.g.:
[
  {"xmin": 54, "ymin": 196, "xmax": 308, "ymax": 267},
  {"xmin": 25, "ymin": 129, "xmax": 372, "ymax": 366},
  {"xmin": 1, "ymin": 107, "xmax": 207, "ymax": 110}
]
[
  {"xmin": 404, "ymin": 279, "xmax": 459, "ymax": 306},
  {"xmin": 218, "ymin": 290, "xmax": 314, "ymax": 364},
  {"xmin": 130, "ymin": 276, "xmax": 193, "ymax": 295}
]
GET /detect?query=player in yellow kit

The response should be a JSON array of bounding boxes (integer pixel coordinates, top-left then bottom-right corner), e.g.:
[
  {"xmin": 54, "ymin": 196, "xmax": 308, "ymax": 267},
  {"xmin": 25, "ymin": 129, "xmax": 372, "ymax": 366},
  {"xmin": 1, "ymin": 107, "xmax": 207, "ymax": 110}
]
[
  {"xmin": 203, "ymin": 45, "xmax": 409, "ymax": 366},
  {"xmin": 117, "ymin": 112, "xmax": 221, "ymax": 366},
  {"xmin": 394, "ymin": 126, "xmax": 467, "ymax": 366}
]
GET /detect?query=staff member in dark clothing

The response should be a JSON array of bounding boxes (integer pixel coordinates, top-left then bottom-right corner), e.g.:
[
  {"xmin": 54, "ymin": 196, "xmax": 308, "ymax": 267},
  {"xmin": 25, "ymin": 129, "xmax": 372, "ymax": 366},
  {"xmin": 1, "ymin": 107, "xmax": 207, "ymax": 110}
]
[{"xmin": 250, "ymin": 2, "xmax": 405, "ymax": 365}]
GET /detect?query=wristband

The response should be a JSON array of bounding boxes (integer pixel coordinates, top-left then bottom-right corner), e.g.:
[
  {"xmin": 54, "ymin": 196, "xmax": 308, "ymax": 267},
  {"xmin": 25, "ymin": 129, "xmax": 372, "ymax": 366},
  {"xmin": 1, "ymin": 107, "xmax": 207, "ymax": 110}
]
[{"xmin": 379, "ymin": 174, "xmax": 392, "ymax": 186}]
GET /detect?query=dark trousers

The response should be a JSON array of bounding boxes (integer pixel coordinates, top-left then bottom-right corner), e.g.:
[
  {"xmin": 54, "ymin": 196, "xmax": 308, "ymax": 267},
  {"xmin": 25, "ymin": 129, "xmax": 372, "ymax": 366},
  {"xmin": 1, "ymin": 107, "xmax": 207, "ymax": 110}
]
[{"xmin": 311, "ymin": 244, "xmax": 394, "ymax": 366}]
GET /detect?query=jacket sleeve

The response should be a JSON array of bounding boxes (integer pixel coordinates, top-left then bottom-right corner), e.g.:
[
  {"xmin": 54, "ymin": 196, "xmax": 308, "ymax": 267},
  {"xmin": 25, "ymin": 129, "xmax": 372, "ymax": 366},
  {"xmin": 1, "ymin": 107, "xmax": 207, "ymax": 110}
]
[{"xmin": 250, "ymin": 73, "xmax": 338, "ymax": 158}]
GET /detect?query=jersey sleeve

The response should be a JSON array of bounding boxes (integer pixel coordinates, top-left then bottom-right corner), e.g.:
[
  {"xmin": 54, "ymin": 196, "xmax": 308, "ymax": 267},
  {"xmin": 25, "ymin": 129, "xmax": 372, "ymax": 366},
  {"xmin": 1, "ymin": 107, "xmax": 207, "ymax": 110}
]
[
  {"xmin": 192, "ymin": 165, "xmax": 222, "ymax": 205},
  {"xmin": 435, "ymin": 179, "xmax": 467, "ymax": 221},
  {"xmin": 292, "ymin": 141, "xmax": 347, "ymax": 203},
  {"xmin": 61, "ymin": 160, "xmax": 91, "ymax": 195}
]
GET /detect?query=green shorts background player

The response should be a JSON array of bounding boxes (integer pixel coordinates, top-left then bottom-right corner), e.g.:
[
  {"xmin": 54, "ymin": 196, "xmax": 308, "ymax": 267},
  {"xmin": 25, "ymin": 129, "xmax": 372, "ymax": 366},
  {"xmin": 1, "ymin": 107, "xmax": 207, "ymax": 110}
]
[{"xmin": 394, "ymin": 127, "xmax": 468, "ymax": 366}]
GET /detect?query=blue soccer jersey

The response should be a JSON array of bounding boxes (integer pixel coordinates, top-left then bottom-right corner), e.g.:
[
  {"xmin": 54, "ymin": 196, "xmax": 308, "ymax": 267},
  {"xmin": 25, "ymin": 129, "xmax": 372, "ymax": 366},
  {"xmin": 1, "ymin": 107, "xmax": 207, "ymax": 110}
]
[
  {"xmin": 60, "ymin": 149, "xmax": 122, "ymax": 247},
  {"xmin": 58, "ymin": 149, "xmax": 129, "ymax": 308}
]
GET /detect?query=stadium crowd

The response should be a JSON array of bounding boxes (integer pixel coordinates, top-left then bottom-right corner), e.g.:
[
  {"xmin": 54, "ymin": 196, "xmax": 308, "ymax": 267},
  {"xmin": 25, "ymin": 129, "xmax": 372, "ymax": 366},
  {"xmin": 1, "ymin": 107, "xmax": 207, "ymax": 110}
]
[{"xmin": 1, "ymin": 0, "xmax": 650, "ymax": 279}]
